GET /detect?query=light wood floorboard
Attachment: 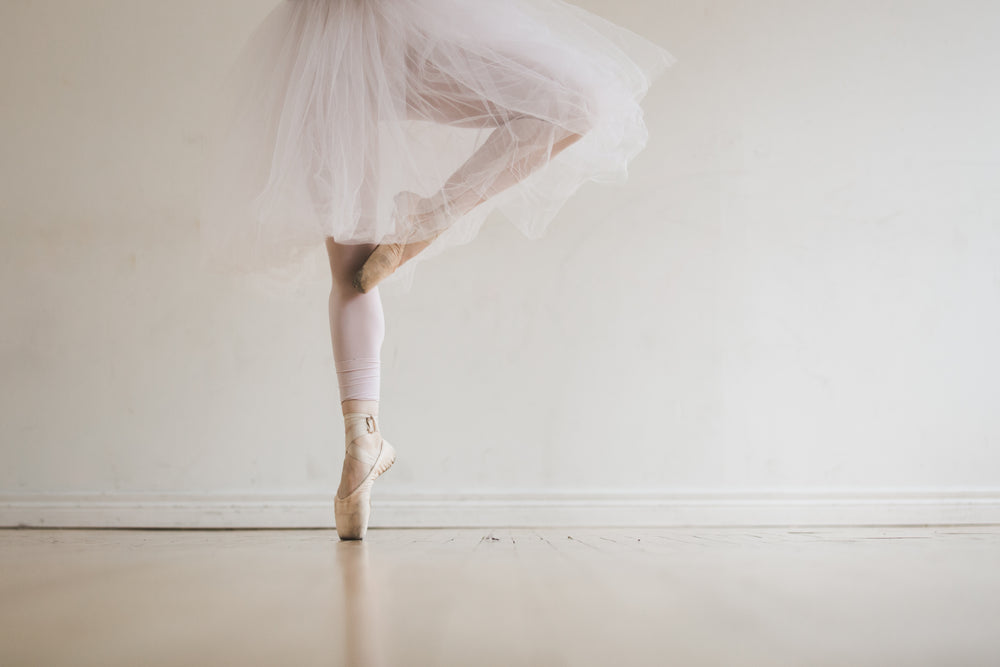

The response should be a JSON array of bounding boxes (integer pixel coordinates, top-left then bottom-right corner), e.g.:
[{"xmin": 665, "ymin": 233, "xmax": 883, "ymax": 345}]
[{"xmin": 1, "ymin": 527, "xmax": 998, "ymax": 666}]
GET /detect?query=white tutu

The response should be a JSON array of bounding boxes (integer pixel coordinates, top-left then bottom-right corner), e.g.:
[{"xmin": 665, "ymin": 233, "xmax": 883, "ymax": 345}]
[{"xmin": 197, "ymin": 0, "xmax": 675, "ymax": 292}]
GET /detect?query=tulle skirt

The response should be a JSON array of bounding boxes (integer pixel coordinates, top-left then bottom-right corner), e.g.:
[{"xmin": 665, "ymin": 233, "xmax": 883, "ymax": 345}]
[{"xmin": 197, "ymin": 0, "xmax": 676, "ymax": 292}]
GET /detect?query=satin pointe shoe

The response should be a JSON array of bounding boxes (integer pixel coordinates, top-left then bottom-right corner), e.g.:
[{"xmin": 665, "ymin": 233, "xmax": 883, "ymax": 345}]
[
  {"xmin": 335, "ymin": 412, "xmax": 397, "ymax": 540},
  {"xmin": 352, "ymin": 191, "xmax": 445, "ymax": 293},
  {"xmin": 352, "ymin": 241, "xmax": 406, "ymax": 294}
]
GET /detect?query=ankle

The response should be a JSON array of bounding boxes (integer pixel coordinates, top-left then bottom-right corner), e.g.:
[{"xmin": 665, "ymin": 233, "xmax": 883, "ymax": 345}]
[{"xmin": 341, "ymin": 399, "xmax": 378, "ymax": 416}]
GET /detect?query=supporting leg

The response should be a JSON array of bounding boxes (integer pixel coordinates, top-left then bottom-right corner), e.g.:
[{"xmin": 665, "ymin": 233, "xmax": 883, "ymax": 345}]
[
  {"xmin": 327, "ymin": 238, "xmax": 385, "ymax": 402},
  {"xmin": 326, "ymin": 238, "xmax": 387, "ymax": 500}
]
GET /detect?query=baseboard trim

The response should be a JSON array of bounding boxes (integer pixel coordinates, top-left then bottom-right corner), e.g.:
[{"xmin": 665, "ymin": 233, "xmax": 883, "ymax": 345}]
[{"xmin": 3, "ymin": 490, "xmax": 1000, "ymax": 528}]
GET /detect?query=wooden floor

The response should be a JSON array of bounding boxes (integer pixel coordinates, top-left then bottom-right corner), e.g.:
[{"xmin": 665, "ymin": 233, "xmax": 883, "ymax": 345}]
[{"xmin": 1, "ymin": 527, "xmax": 999, "ymax": 666}]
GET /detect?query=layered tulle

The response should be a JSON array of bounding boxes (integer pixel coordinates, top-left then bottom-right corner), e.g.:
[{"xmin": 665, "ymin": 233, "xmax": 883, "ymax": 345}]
[{"xmin": 197, "ymin": 0, "xmax": 675, "ymax": 292}]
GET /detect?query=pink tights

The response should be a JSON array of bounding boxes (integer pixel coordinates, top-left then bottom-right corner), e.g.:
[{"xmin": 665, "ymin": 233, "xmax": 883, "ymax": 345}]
[{"xmin": 326, "ymin": 239, "xmax": 385, "ymax": 402}]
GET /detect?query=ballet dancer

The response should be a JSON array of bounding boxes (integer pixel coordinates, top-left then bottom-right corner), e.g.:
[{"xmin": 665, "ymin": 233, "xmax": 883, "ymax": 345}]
[
  {"xmin": 198, "ymin": 0, "xmax": 674, "ymax": 541},
  {"xmin": 330, "ymin": 53, "xmax": 595, "ymax": 539}
]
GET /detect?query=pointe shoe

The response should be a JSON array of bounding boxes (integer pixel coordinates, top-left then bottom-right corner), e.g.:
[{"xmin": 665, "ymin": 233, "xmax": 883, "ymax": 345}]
[
  {"xmin": 352, "ymin": 241, "xmax": 406, "ymax": 294},
  {"xmin": 335, "ymin": 412, "xmax": 397, "ymax": 540},
  {"xmin": 352, "ymin": 191, "xmax": 444, "ymax": 293}
]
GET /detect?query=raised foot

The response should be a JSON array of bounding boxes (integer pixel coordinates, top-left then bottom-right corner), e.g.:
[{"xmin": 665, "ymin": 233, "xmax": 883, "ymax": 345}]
[
  {"xmin": 353, "ymin": 243, "xmax": 404, "ymax": 293},
  {"xmin": 352, "ymin": 191, "xmax": 448, "ymax": 293}
]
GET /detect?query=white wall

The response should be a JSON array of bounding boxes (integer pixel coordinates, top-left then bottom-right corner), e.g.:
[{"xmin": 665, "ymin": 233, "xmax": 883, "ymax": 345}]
[{"xmin": 2, "ymin": 0, "xmax": 999, "ymax": 527}]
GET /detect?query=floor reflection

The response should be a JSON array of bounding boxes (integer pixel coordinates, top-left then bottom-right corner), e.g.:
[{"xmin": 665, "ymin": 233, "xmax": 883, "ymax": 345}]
[{"xmin": 336, "ymin": 540, "xmax": 387, "ymax": 667}]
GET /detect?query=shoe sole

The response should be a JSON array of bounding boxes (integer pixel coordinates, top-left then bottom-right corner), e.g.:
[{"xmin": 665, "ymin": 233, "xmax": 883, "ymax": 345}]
[{"xmin": 334, "ymin": 438, "xmax": 396, "ymax": 540}]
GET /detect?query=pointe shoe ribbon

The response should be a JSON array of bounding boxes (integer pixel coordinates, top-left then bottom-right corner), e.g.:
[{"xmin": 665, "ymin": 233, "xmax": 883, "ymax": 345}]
[
  {"xmin": 342, "ymin": 413, "xmax": 380, "ymax": 472},
  {"xmin": 344, "ymin": 413, "xmax": 379, "ymax": 448}
]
